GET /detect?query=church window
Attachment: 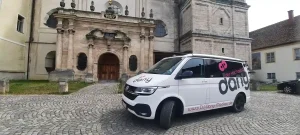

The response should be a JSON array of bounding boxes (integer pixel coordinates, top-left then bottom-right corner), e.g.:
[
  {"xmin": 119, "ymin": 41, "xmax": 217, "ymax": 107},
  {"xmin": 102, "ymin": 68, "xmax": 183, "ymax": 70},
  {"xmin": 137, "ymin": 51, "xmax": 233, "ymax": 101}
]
[
  {"xmin": 77, "ymin": 53, "xmax": 87, "ymax": 71},
  {"xmin": 129, "ymin": 55, "xmax": 138, "ymax": 71},
  {"xmin": 45, "ymin": 51, "xmax": 56, "ymax": 73},
  {"xmin": 45, "ymin": 11, "xmax": 58, "ymax": 28},
  {"xmin": 220, "ymin": 18, "xmax": 223, "ymax": 25},
  {"xmin": 17, "ymin": 15, "xmax": 24, "ymax": 33},
  {"xmin": 154, "ymin": 20, "xmax": 167, "ymax": 37}
]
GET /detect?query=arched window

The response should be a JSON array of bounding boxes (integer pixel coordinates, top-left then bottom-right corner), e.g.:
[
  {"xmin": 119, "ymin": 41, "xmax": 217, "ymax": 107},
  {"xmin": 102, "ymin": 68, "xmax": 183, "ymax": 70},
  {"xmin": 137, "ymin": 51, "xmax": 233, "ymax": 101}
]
[
  {"xmin": 129, "ymin": 55, "xmax": 138, "ymax": 71},
  {"xmin": 106, "ymin": 1, "xmax": 123, "ymax": 15},
  {"xmin": 45, "ymin": 11, "xmax": 58, "ymax": 28},
  {"xmin": 154, "ymin": 20, "xmax": 167, "ymax": 37},
  {"xmin": 77, "ymin": 53, "xmax": 87, "ymax": 71},
  {"xmin": 45, "ymin": 51, "xmax": 56, "ymax": 73}
]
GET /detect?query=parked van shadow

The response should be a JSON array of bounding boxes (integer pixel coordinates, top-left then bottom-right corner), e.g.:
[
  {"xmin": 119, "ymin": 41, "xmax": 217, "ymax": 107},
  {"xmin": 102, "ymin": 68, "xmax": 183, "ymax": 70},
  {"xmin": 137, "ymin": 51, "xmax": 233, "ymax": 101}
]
[
  {"xmin": 99, "ymin": 107, "xmax": 235, "ymax": 134},
  {"xmin": 173, "ymin": 107, "xmax": 234, "ymax": 126}
]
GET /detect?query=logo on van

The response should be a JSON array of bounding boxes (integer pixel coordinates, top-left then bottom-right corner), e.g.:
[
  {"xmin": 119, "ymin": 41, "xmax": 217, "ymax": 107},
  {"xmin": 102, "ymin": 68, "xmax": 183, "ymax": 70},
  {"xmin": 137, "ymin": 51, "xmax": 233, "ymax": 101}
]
[
  {"xmin": 133, "ymin": 75, "xmax": 153, "ymax": 83},
  {"xmin": 219, "ymin": 60, "xmax": 228, "ymax": 72},
  {"xmin": 218, "ymin": 72, "xmax": 249, "ymax": 95}
]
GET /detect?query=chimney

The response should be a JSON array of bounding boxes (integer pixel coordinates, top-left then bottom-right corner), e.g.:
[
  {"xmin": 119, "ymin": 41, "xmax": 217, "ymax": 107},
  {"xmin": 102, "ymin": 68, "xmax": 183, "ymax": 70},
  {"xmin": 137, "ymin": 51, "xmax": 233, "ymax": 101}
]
[{"xmin": 288, "ymin": 10, "xmax": 294, "ymax": 22}]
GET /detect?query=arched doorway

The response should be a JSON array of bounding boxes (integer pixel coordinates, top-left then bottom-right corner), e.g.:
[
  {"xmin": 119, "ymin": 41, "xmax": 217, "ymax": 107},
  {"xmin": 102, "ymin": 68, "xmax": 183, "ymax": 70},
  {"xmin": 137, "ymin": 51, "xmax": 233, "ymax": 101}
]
[{"xmin": 98, "ymin": 53, "xmax": 120, "ymax": 80}]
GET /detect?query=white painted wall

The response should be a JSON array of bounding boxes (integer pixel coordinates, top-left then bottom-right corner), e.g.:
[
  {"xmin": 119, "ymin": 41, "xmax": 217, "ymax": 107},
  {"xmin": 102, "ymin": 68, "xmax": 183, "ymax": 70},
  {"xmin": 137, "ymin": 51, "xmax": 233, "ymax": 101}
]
[{"xmin": 252, "ymin": 42, "xmax": 300, "ymax": 82}]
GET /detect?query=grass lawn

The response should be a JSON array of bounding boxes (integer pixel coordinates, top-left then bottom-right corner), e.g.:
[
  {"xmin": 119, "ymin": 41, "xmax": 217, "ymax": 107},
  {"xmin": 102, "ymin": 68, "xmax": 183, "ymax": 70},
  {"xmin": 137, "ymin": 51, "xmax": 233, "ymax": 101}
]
[
  {"xmin": 259, "ymin": 84, "xmax": 278, "ymax": 91},
  {"xmin": 3, "ymin": 80, "xmax": 92, "ymax": 95}
]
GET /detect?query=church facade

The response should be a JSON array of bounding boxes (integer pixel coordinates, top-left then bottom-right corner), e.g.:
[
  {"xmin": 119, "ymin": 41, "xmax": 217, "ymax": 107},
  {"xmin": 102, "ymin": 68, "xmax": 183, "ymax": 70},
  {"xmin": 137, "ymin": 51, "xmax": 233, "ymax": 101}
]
[{"xmin": 27, "ymin": 0, "xmax": 251, "ymax": 82}]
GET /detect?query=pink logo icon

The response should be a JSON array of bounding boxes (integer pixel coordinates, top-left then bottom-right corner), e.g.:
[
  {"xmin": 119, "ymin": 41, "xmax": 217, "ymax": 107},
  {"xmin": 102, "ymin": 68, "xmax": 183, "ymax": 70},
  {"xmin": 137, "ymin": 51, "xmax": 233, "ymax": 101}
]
[{"xmin": 219, "ymin": 60, "xmax": 228, "ymax": 72}]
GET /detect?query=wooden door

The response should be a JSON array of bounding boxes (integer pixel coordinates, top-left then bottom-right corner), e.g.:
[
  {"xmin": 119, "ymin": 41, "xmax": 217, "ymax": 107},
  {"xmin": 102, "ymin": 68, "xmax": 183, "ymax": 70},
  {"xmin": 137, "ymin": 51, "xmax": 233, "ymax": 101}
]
[
  {"xmin": 98, "ymin": 64, "xmax": 119, "ymax": 80},
  {"xmin": 98, "ymin": 53, "xmax": 120, "ymax": 81}
]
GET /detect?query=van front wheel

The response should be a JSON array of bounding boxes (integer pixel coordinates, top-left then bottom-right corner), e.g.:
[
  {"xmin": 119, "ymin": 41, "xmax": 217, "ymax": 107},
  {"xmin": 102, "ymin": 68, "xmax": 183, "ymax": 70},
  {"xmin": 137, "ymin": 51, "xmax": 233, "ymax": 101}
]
[
  {"xmin": 231, "ymin": 94, "xmax": 246, "ymax": 112},
  {"xmin": 159, "ymin": 100, "xmax": 176, "ymax": 129}
]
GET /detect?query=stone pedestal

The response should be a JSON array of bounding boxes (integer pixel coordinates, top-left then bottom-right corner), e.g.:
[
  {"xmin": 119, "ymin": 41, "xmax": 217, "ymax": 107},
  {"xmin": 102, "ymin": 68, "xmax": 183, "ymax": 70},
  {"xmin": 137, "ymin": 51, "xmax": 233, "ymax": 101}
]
[
  {"xmin": 49, "ymin": 69, "xmax": 75, "ymax": 82},
  {"xmin": 85, "ymin": 73, "xmax": 94, "ymax": 83},
  {"xmin": 0, "ymin": 80, "xmax": 9, "ymax": 94},
  {"xmin": 0, "ymin": 81, "xmax": 6, "ymax": 94},
  {"xmin": 250, "ymin": 80, "xmax": 260, "ymax": 91},
  {"xmin": 59, "ymin": 79, "xmax": 68, "ymax": 93},
  {"xmin": 119, "ymin": 73, "xmax": 129, "ymax": 93},
  {"xmin": 5, "ymin": 80, "xmax": 9, "ymax": 93}
]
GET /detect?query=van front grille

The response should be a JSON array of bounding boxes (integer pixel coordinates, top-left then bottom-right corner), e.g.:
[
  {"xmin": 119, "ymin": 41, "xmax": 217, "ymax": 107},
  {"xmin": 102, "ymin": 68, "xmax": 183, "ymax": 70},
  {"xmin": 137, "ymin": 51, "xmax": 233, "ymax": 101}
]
[{"xmin": 124, "ymin": 84, "xmax": 138, "ymax": 100}]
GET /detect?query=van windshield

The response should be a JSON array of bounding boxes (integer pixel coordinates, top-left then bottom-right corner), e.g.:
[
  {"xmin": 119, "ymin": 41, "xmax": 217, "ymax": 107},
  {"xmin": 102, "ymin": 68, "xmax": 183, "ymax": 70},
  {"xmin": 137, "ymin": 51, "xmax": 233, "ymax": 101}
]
[{"xmin": 145, "ymin": 57, "xmax": 183, "ymax": 75}]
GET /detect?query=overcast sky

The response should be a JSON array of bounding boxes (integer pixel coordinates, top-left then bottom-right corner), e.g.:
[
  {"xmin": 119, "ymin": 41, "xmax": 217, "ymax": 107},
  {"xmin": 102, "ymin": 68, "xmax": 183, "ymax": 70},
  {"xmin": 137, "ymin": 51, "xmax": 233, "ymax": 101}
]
[{"xmin": 247, "ymin": 0, "xmax": 300, "ymax": 32}]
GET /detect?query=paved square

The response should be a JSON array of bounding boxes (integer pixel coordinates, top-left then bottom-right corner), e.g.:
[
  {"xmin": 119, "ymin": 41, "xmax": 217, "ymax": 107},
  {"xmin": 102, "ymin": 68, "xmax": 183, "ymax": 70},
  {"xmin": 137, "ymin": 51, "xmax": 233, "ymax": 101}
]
[{"xmin": 0, "ymin": 83, "xmax": 300, "ymax": 135}]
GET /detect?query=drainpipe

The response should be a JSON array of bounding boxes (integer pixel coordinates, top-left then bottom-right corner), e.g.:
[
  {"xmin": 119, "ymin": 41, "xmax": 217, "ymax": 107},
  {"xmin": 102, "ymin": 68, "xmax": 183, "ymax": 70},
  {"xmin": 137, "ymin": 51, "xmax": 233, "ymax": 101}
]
[
  {"xmin": 27, "ymin": 0, "xmax": 36, "ymax": 80},
  {"xmin": 176, "ymin": 0, "xmax": 181, "ymax": 53}
]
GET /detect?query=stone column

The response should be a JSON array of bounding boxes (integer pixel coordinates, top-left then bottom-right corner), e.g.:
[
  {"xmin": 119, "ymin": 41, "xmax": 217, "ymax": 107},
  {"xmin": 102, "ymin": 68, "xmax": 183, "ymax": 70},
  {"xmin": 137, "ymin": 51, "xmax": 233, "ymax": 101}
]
[
  {"xmin": 55, "ymin": 18, "xmax": 64, "ymax": 70},
  {"xmin": 148, "ymin": 28, "xmax": 154, "ymax": 68},
  {"xmin": 67, "ymin": 23, "xmax": 75, "ymax": 69},
  {"xmin": 123, "ymin": 44, "xmax": 129, "ymax": 74},
  {"xmin": 140, "ymin": 27, "xmax": 146, "ymax": 71},
  {"xmin": 148, "ymin": 36, "xmax": 154, "ymax": 68},
  {"xmin": 234, "ymin": 42, "xmax": 237, "ymax": 58},
  {"xmin": 88, "ymin": 41, "xmax": 94, "ymax": 74}
]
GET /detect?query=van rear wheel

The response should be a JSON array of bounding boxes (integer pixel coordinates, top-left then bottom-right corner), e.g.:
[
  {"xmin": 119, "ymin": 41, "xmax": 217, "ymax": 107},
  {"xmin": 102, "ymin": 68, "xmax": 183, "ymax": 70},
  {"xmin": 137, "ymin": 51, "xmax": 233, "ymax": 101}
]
[
  {"xmin": 231, "ymin": 94, "xmax": 246, "ymax": 112},
  {"xmin": 159, "ymin": 100, "xmax": 175, "ymax": 129}
]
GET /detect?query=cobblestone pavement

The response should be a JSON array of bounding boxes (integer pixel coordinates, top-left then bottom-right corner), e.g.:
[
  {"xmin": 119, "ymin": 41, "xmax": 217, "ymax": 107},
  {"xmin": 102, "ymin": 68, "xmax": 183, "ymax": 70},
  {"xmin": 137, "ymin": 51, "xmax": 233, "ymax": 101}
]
[{"xmin": 1, "ymin": 83, "xmax": 300, "ymax": 135}]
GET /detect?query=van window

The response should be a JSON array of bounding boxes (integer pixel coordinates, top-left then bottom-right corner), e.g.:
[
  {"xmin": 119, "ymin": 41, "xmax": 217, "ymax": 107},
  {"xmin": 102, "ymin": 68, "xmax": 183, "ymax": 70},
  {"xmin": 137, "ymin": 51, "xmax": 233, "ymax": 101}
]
[
  {"xmin": 223, "ymin": 61, "xmax": 245, "ymax": 77},
  {"xmin": 204, "ymin": 59, "xmax": 223, "ymax": 78},
  {"xmin": 204, "ymin": 59, "xmax": 245, "ymax": 78},
  {"xmin": 181, "ymin": 58, "xmax": 205, "ymax": 78},
  {"xmin": 146, "ymin": 57, "xmax": 183, "ymax": 75}
]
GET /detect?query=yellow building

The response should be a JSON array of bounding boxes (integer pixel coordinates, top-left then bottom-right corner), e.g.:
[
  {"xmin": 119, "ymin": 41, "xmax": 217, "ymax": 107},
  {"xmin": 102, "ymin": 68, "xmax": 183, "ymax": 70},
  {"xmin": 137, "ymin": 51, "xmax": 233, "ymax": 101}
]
[{"xmin": 0, "ymin": 0, "xmax": 32, "ymax": 80}]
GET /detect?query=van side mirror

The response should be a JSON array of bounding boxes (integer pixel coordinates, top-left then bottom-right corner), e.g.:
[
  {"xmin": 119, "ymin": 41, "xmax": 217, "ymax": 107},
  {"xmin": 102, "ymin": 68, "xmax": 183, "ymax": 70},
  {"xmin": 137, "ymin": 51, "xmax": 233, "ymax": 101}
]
[{"xmin": 177, "ymin": 70, "xmax": 193, "ymax": 79}]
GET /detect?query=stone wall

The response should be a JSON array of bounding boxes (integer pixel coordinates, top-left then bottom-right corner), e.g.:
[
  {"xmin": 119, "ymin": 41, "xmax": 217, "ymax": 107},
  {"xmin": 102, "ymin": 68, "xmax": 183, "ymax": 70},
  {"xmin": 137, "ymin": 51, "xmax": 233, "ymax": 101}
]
[
  {"xmin": 181, "ymin": 39, "xmax": 192, "ymax": 53},
  {"xmin": 191, "ymin": 0, "xmax": 249, "ymax": 38},
  {"xmin": 213, "ymin": 41, "xmax": 234, "ymax": 57},
  {"xmin": 234, "ymin": 9, "xmax": 249, "ymax": 38},
  {"xmin": 236, "ymin": 43, "xmax": 251, "ymax": 67},
  {"xmin": 192, "ymin": 2, "xmax": 209, "ymax": 33},
  {"xmin": 148, "ymin": 0, "xmax": 178, "ymax": 52},
  {"xmin": 181, "ymin": 4, "xmax": 192, "ymax": 36},
  {"xmin": 29, "ymin": 0, "xmax": 179, "ymax": 80},
  {"xmin": 193, "ymin": 39, "xmax": 213, "ymax": 54},
  {"xmin": 179, "ymin": 0, "xmax": 251, "ymax": 64},
  {"xmin": 191, "ymin": 37, "xmax": 251, "ymax": 64}
]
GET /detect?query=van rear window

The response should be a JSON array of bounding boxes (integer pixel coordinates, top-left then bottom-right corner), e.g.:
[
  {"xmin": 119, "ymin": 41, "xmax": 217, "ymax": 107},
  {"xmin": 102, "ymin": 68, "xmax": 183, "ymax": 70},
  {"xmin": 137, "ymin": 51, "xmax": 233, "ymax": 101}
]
[{"xmin": 204, "ymin": 59, "xmax": 245, "ymax": 78}]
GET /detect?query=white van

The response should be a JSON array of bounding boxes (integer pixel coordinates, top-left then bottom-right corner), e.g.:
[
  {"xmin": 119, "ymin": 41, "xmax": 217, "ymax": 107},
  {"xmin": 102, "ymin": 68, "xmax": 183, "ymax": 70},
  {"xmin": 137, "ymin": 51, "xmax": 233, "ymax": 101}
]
[{"xmin": 122, "ymin": 54, "xmax": 250, "ymax": 129}]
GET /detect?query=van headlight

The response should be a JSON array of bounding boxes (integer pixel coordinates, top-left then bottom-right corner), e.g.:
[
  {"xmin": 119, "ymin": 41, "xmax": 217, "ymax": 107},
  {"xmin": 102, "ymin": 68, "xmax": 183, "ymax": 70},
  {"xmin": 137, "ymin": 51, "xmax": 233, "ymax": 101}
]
[{"xmin": 134, "ymin": 87, "xmax": 158, "ymax": 95}]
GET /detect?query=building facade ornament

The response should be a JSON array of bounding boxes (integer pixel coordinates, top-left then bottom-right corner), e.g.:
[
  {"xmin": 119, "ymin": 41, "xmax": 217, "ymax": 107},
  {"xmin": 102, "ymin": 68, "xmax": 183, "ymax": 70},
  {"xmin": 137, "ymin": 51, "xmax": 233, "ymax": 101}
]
[{"xmin": 90, "ymin": 1, "xmax": 95, "ymax": 12}]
